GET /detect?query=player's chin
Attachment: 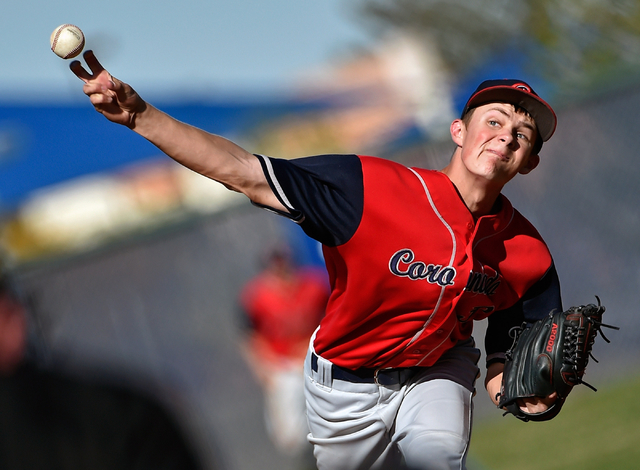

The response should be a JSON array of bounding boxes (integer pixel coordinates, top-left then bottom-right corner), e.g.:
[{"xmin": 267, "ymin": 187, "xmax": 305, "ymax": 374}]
[{"xmin": 476, "ymin": 167, "xmax": 514, "ymax": 185}]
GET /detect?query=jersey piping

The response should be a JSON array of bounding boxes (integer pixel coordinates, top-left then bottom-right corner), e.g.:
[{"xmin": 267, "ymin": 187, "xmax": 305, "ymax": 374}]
[{"xmin": 405, "ymin": 167, "xmax": 456, "ymax": 356}]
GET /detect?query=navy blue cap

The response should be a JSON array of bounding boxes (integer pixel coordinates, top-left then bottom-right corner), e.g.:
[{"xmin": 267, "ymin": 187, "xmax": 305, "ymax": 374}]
[{"xmin": 462, "ymin": 79, "xmax": 557, "ymax": 142}]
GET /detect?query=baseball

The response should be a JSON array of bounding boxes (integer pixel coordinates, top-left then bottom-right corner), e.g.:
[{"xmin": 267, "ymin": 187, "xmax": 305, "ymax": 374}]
[{"xmin": 50, "ymin": 24, "xmax": 85, "ymax": 59}]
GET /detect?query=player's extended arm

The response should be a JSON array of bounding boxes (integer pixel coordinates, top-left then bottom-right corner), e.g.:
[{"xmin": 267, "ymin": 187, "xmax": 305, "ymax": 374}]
[{"xmin": 69, "ymin": 50, "xmax": 283, "ymax": 211}]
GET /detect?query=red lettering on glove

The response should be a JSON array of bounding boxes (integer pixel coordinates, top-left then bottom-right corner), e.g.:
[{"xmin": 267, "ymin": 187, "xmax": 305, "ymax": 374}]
[{"xmin": 546, "ymin": 323, "xmax": 558, "ymax": 352}]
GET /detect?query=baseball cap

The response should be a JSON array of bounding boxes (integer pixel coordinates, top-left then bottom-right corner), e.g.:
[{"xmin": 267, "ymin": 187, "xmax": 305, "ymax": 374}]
[{"xmin": 461, "ymin": 79, "xmax": 557, "ymax": 142}]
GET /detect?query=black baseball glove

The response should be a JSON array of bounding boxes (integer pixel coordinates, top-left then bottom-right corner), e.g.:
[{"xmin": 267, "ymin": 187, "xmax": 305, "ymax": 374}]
[{"xmin": 498, "ymin": 297, "xmax": 618, "ymax": 422}]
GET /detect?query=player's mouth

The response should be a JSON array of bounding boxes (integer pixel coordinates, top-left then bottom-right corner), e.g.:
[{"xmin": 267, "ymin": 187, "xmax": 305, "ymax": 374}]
[{"xmin": 485, "ymin": 149, "xmax": 509, "ymax": 161}]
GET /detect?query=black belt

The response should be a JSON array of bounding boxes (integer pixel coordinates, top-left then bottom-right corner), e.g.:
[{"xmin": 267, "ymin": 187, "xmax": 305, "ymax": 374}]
[{"xmin": 311, "ymin": 352, "xmax": 419, "ymax": 386}]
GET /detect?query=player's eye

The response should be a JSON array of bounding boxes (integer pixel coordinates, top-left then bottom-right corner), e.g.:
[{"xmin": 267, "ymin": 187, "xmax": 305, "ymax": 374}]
[{"xmin": 517, "ymin": 132, "xmax": 532, "ymax": 142}]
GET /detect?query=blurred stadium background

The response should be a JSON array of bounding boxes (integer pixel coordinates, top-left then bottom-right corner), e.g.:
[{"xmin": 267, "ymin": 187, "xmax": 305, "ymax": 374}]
[{"xmin": 2, "ymin": 1, "xmax": 640, "ymax": 469}]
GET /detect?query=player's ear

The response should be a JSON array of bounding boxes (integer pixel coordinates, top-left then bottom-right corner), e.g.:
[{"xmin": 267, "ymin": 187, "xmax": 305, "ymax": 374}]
[
  {"xmin": 519, "ymin": 153, "xmax": 540, "ymax": 175},
  {"xmin": 450, "ymin": 119, "xmax": 465, "ymax": 146}
]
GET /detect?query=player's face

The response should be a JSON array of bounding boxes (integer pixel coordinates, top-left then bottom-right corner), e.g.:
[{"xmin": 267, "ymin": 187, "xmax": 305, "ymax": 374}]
[{"xmin": 454, "ymin": 103, "xmax": 539, "ymax": 185}]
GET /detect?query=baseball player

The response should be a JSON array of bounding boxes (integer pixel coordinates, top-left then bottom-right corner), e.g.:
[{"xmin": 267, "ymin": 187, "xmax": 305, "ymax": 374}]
[
  {"xmin": 239, "ymin": 245, "xmax": 328, "ymax": 457},
  {"xmin": 70, "ymin": 50, "xmax": 562, "ymax": 470}
]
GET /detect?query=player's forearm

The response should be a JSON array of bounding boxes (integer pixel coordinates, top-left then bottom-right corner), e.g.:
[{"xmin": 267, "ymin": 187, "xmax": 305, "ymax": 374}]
[
  {"xmin": 485, "ymin": 362, "xmax": 504, "ymax": 406},
  {"xmin": 132, "ymin": 104, "xmax": 260, "ymax": 192}
]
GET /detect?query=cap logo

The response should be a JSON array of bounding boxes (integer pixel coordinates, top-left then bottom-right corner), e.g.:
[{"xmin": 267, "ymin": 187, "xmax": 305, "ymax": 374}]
[{"xmin": 513, "ymin": 83, "xmax": 531, "ymax": 93}]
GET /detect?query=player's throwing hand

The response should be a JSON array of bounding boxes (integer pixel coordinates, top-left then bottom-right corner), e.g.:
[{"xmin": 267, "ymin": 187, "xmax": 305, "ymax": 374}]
[{"xmin": 69, "ymin": 50, "xmax": 146, "ymax": 129}]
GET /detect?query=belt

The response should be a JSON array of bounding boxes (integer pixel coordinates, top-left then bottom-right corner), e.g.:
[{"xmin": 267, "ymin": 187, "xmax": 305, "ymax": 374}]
[{"xmin": 310, "ymin": 352, "xmax": 419, "ymax": 386}]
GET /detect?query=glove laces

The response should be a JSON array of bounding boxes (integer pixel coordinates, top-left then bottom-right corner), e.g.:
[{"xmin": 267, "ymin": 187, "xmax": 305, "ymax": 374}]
[{"xmin": 563, "ymin": 296, "xmax": 619, "ymax": 392}]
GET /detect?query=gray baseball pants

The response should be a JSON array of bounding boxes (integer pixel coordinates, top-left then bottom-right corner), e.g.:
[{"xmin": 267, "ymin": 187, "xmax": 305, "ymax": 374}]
[{"xmin": 304, "ymin": 337, "xmax": 481, "ymax": 470}]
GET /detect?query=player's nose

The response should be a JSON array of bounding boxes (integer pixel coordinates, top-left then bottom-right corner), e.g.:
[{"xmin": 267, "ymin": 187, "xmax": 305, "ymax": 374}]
[{"xmin": 497, "ymin": 128, "xmax": 517, "ymax": 147}]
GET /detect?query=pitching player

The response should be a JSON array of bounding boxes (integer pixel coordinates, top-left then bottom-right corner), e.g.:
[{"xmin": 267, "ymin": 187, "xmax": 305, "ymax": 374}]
[{"xmin": 70, "ymin": 50, "xmax": 562, "ymax": 470}]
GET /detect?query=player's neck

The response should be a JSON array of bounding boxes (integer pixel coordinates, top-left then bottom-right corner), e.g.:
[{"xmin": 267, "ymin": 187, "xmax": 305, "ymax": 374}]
[
  {"xmin": 458, "ymin": 185, "xmax": 500, "ymax": 219},
  {"xmin": 440, "ymin": 162, "xmax": 502, "ymax": 219}
]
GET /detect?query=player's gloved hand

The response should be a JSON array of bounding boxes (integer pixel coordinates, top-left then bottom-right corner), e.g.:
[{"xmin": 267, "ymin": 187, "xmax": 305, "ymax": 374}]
[
  {"xmin": 517, "ymin": 392, "xmax": 557, "ymax": 414},
  {"xmin": 486, "ymin": 364, "xmax": 556, "ymax": 413},
  {"xmin": 69, "ymin": 50, "xmax": 146, "ymax": 129},
  {"xmin": 498, "ymin": 298, "xmax": 618, "ymax": 422}
]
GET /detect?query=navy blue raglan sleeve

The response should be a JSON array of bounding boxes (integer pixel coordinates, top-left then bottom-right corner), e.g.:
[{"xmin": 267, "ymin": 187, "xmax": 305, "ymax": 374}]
[
  {"xmin": 254, "ymin": 154, "xmax": 364, "ymax": 247},
  {"xmin": 484, "ymin": 263, "xmax": 563, "ymax": 366}
]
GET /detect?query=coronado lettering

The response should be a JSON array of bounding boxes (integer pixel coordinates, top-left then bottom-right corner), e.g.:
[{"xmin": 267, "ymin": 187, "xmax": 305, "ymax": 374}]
[
  {"xmin": 389, "ymin": 249, "xmax": 456, "ymax": 286},
  {"xmin": 546, "ymin": 322, "xmax": 558, "ymax": 352},
  {"xmin": 465, "ymin": 271, "xmax": 501, "ymax": 296}
]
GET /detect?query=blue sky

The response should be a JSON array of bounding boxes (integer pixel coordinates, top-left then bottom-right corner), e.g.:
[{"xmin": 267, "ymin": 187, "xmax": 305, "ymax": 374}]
[{"xmin": 2, "ymin": 0, "xmax": 376, "ymax": 103}]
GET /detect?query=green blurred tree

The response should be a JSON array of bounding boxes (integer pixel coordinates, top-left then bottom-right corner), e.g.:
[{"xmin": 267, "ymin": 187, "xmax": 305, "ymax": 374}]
[{"xmin": 355, "ymin": 0, "xmax": 640, "ymax": 100}]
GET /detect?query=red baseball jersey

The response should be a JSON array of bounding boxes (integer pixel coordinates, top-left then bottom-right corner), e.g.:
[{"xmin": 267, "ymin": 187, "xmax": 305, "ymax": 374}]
[
  {"xmin": 256, "ymin": 154, "xmax": 562, "ymax": 370},
  {"xmin": 239, "ymin": 267, "xmax": 329, "ymax": 358}
]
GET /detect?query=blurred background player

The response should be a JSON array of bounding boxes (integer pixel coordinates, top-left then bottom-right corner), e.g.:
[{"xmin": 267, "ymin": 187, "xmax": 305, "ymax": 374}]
[{"xmin": 238, "ymin": 244, "xmax": 329, "ymax": 462}]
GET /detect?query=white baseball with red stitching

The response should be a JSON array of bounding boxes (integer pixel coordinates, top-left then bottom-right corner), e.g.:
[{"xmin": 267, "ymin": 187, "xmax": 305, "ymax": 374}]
[{"xmin": 50, "ymin": 24, "xmax": 85, "ymax": 59}]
